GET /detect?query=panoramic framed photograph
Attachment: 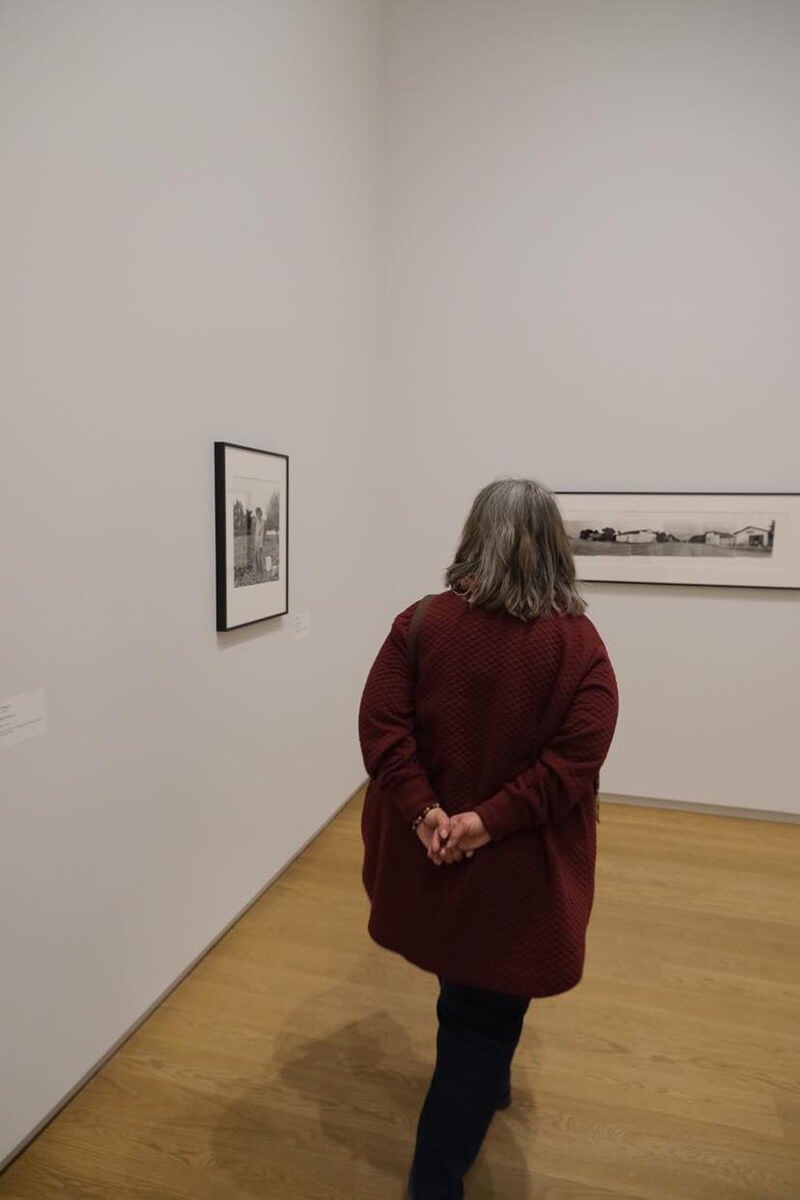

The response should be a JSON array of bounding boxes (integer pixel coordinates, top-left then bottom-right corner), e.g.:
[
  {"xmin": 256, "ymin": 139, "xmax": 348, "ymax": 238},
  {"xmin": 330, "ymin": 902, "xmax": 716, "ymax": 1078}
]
[
  {"xmin": 557, "ymin": 493, "xmax": 800, "ymax": 589},
  {"xmin": 214, "ymin": 443, "xmax": 289, "ymax": 630}
]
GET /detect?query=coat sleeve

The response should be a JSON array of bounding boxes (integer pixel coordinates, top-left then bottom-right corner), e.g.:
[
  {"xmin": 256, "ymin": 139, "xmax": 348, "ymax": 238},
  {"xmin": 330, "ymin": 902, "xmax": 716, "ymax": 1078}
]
[
  {"xmin": 358, "ymin": 605, "xmax": 439, "ymax": 826},
  {"xmin": 476, "ymin": 648, "xmax": 619, "ymax": 841}
]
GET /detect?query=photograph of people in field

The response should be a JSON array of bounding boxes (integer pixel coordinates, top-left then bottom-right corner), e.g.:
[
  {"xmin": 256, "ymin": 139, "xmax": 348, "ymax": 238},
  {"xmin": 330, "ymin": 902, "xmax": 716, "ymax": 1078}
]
[{"xmin": 231, "ymin": 487, "xmax": 280, "ymax": 587}]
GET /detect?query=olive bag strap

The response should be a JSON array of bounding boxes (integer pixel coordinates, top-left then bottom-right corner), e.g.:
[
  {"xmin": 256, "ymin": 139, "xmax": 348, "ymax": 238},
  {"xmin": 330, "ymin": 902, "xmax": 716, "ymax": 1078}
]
[{"xmin": 407, "ymin": 594, "xmax": 436, "ymax": 684}]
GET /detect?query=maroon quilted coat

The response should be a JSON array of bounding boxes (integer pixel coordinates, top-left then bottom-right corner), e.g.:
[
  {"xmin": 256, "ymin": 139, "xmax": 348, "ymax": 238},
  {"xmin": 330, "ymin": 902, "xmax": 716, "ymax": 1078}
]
[{"xmin": 359, "ymin": 590, "xmax": 619, "ymax": 998}]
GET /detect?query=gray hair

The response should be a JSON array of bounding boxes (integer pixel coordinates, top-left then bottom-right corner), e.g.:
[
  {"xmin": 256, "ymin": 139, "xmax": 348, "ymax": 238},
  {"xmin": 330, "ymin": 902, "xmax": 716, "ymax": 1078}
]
[{"xmin": 445, "ymin": 479, "xmax": 586, "ymax": 620}]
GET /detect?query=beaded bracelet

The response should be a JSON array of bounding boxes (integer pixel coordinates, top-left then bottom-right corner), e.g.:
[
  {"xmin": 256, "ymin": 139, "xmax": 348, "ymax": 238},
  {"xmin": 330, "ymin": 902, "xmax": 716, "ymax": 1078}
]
[{"xmin": 411, "ymin": 803, "xmax": 440, "ymax": 833}]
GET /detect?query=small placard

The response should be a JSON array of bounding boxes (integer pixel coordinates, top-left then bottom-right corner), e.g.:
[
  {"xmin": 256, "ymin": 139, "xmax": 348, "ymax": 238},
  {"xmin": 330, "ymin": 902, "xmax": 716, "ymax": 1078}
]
[
  {"xmin": 291, "ymin": 612, "xmax": 311, "ymax": 640},
  {"xmin": 0, "ymin": 689, "xmax": 47, "ymax": 752}
]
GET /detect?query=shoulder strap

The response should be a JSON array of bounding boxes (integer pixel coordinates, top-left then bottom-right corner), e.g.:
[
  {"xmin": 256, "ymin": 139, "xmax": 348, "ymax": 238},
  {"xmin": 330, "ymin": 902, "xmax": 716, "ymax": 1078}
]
[{"xmin": 407, "ymin": 594, "xmax": 436, "ymax": 683}]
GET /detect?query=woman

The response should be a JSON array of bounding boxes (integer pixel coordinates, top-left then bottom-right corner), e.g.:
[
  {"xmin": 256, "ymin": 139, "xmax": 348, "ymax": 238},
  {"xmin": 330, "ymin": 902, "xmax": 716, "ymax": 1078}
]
[
  {"xmin": 359, "ymin": 479, "xmax": 619, "ymax": 1200},
  {"xmin": 252, "ymin": 506, "xmax": 266, "ymax": 579}
]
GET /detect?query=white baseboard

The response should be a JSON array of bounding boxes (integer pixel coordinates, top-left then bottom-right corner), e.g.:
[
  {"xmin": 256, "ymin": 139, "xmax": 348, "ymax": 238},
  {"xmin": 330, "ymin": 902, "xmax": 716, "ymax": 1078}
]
[{"xmin": 601, "ymin": 791, "xmax": 800, "ymax": 824}]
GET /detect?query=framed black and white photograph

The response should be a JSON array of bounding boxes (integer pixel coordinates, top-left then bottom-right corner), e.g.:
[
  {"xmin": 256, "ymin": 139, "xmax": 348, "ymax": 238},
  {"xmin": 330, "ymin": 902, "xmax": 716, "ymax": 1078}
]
[
  {"xmin": 214, "ymin": 442, "xmax": 289, "ymax": 630},
  {"xmin": 557, "ymin": 493, "xmax": 800, "ymax": 589}
]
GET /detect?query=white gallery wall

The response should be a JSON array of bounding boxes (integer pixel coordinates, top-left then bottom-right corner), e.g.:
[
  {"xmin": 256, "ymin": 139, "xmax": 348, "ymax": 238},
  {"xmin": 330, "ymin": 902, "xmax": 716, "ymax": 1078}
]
[
  {"xmin": 381, "ymin": 0, "xmax": 800, "ymax": 815},
  {"xmin": 0, "ymin": 0, "xmax": 386, "ymax": 1167}
]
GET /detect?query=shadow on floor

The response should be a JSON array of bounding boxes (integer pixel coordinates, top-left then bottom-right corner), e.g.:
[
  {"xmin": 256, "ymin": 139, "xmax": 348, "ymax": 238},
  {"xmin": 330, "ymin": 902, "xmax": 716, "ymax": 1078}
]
[
  {"xmin": 213, "ymin": 980, "xmax": 536, "ymax": 1198},
  {"xmin": 281, "ymin": 1008, "xmax": 536, "ymax": 1199}
]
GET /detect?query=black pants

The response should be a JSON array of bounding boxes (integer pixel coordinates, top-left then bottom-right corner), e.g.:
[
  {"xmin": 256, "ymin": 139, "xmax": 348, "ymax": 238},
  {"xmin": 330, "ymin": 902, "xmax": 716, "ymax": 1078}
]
[{"xmin": 409, "ymin": 979, "xmax": 530, "ymax": 1199}]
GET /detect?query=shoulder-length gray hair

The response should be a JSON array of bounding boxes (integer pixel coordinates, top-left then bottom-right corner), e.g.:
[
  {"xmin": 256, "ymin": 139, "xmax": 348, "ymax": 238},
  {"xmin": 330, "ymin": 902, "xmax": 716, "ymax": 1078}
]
[{"xmin": 445, "ymin": 479, "xmax": 586, "ymax": 620}]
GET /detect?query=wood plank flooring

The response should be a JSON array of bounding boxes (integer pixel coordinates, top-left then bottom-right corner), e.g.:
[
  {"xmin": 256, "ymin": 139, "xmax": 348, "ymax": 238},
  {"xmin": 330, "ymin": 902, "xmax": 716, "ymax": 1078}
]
[{"xmin": 1, "ymin": 797, "xmax": 798, "ymax": 1199}]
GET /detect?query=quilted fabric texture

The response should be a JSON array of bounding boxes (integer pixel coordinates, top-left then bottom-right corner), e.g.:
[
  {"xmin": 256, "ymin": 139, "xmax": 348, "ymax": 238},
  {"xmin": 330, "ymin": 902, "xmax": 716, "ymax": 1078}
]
[{"xmin": 359, "ymin": 590, "xmax": 619, "ymax": 998}]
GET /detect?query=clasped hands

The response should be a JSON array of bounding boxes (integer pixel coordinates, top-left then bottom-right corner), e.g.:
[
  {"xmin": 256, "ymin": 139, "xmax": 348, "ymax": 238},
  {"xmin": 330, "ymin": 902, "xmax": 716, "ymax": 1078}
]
[{"xmin": 415, "ymin": 807, "xmax": 491, "ymax": 866}]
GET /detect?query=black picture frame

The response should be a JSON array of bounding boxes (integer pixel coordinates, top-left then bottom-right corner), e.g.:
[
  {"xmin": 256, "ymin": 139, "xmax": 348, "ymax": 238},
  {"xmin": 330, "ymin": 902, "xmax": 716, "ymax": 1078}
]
[
  {"xmin": 557, "ymin": 491, "xmax": 800, "ymax": 590},
  {"xmin": 214, "ymin": 442, "xmax": 289, "ymax": 630}
]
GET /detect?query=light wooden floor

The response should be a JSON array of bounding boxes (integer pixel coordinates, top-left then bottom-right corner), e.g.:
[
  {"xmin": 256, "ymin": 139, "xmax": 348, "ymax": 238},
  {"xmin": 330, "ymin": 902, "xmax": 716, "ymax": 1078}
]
[{"xmin": 1, "ymin": 797, "xmax": 799, "ymax": 1200}]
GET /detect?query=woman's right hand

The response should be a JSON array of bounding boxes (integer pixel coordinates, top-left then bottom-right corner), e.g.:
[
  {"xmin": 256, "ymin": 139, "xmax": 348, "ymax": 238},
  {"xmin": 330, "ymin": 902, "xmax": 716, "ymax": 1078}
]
[
  {"xmin": 416, "ymin": 807, "xmax": 464, "ymax": 865},
  {"xmin": 445, "ymin": 811, "xmax": 491, "ymax": 860}
]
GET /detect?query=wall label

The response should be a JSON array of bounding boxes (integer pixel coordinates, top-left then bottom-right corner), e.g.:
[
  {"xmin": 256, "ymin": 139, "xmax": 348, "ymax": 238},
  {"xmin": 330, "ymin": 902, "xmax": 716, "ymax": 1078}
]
[
  {"xmin": 291, "ymin": 612, "xmax": 311, "ymax": 640},
  {"xmin": 0, "ymin": 689, "xmax": 47, "ymax": 752}
]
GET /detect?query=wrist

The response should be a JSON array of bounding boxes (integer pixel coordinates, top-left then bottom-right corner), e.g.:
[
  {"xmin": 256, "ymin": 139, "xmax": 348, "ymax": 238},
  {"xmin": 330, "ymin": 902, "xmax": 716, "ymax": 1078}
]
[
  {"xmin": 474, "ymin": 797, "xmax": 515, "ymax": 843},
  {"xmin": 411, "ymin": 803, "xmax": 440, "ymax": 833}
]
